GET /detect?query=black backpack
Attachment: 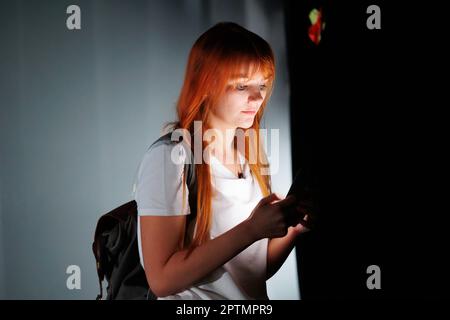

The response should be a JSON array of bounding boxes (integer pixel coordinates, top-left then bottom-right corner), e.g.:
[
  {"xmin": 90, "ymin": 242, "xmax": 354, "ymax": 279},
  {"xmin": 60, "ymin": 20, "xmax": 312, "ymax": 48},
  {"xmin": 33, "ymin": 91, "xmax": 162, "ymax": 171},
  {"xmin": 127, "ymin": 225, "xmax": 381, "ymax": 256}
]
[{"xmin": 92, "ymin": 132, "xmax": 197, "ymax": 300}]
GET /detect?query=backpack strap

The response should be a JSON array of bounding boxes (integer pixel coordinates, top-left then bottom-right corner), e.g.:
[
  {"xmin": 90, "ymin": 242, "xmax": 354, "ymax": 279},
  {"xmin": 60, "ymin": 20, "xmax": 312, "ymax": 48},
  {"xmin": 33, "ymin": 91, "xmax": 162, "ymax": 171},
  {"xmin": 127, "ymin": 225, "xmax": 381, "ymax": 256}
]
[{"xmin": 149, "ymin": 130, "xmax": 197, "ymax": 191}]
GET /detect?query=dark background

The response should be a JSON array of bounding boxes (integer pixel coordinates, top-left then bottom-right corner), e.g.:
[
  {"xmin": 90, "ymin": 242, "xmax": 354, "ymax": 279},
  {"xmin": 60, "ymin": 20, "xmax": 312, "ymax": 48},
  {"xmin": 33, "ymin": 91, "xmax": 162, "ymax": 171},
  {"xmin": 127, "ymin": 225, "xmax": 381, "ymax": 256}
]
[{"xmin": 285, "ymin": 0, "xmax": 448, "ymax": 298}]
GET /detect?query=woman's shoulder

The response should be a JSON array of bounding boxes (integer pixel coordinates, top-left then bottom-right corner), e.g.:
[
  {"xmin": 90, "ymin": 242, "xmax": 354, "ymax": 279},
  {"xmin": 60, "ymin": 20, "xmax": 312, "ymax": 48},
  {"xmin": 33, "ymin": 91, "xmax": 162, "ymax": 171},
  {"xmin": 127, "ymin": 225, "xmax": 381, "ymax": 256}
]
[{"xmin": 143, "ymin": 131, "xmax": 189, "ymax": 166}]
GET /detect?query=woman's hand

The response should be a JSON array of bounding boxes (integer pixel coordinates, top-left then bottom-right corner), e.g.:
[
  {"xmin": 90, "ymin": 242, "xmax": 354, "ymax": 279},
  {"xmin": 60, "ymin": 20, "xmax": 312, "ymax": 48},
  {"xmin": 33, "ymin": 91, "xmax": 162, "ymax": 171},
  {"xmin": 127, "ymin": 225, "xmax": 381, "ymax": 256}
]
[
  {"xmin": 290, "ymin": 214, "xmax": 311, "ymax": 236},
  {"xmin": 245, "ymin": 193, "xmax": 298, "ymax": 241},
  {"xmin": 264, "ymin": 195, "xmax": 312, "ymax": 279},
  {"xmin": 287, "ymin": 197, "xmax": 313, "ymax": 236},
  {"xmin": 274, "ymin": 194, "xmax": 312, "ymax": 236}
]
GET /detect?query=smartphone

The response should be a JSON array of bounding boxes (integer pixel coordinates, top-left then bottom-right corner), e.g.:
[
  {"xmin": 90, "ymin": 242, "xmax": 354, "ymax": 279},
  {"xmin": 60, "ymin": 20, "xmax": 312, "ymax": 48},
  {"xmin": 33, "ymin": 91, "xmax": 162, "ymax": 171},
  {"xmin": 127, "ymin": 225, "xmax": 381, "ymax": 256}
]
[{"xmin": 285, "ymin": 166, "xmax": 318, "ymax": 229}]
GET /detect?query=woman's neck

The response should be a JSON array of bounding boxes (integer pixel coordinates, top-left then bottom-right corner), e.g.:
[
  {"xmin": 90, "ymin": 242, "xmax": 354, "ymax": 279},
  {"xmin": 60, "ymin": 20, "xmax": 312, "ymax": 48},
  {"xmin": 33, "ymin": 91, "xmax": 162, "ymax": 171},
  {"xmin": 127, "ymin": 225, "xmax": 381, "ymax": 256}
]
[{"xmin": 208, "ymin": 127, "xmax": 238, "ymax": 164}]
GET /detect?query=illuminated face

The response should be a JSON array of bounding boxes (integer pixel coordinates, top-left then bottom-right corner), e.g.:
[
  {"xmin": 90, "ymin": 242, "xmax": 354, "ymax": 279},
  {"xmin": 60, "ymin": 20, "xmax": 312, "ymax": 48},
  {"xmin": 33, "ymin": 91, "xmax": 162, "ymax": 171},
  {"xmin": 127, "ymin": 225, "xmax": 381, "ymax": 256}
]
[{"xmin": 209, "ymin": 70, "xmax": 269, "ymax": 130}]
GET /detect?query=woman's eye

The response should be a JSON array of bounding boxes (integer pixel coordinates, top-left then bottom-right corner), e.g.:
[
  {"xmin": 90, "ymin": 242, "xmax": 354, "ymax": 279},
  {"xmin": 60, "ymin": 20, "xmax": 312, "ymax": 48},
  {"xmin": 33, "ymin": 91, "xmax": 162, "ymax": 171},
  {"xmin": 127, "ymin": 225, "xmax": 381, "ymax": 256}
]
[{"xmin": 235, "ymin": 83, "xmax": 267, "ymax": 91}]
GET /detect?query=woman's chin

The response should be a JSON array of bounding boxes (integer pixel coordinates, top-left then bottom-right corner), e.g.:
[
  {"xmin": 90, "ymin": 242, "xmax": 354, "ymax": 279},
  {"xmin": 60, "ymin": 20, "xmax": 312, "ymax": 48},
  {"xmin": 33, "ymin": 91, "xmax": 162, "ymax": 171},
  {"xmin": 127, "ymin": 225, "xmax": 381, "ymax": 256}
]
[{"xmin": 239, "ymin": 120, "xmax": 255, "ymax": 129}]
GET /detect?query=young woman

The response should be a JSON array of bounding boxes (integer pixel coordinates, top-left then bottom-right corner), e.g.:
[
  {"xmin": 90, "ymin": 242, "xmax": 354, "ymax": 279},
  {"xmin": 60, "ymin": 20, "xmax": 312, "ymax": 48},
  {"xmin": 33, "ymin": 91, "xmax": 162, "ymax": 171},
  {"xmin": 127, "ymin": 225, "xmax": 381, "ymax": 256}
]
[{"xmin": 134, "ymin": 22, "xmax": 309, "ymax": 300}]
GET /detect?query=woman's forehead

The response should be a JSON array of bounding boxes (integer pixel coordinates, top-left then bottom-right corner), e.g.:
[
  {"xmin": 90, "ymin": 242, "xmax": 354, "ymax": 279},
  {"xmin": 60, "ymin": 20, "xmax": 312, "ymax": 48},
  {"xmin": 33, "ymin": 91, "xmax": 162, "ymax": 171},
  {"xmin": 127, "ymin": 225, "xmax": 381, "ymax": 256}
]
[{"xmin": 229, "ymin": 71, "xmax": 268, "ymax": 82}]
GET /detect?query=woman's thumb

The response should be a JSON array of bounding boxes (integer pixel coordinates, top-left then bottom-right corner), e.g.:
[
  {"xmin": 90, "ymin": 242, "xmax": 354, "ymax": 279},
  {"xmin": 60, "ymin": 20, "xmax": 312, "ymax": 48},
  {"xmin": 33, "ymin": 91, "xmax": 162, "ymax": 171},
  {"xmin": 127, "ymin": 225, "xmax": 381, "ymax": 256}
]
[{"xmin": 260, "ymin": 193, "xmax": 279, "ymax": 205}]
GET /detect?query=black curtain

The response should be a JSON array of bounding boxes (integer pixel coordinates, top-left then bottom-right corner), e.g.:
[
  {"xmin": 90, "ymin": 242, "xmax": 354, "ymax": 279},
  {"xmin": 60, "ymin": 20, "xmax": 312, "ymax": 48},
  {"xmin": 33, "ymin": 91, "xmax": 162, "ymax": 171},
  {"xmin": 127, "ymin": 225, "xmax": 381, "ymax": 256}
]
[{"xmin": 284, "ymin": 0, "xmax": 448, "ymax": 298}]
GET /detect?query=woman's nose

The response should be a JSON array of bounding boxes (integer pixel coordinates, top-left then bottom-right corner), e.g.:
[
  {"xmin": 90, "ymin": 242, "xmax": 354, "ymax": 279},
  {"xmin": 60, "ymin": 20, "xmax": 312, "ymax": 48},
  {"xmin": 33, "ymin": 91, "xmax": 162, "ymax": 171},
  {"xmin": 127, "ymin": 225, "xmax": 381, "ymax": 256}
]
[{"xmin": 248, "ymin": 88, "xmax": 263, "ymax": 103}]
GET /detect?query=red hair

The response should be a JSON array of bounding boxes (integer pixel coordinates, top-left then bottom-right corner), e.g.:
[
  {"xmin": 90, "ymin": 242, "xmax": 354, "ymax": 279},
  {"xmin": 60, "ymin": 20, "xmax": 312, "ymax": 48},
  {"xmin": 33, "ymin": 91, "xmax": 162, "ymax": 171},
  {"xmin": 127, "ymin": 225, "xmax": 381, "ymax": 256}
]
[{"xmin": 164, "ymin": 22, "xmax": 275, "ymax": 253}]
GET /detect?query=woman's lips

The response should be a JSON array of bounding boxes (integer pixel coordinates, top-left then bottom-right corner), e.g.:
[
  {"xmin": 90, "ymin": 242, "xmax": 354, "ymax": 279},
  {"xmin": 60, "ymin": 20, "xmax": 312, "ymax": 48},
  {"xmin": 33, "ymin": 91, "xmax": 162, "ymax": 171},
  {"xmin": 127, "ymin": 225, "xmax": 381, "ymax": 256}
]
[{"xmin": 241, "ymin": 110, "xmax": 257, "ymax": 115}]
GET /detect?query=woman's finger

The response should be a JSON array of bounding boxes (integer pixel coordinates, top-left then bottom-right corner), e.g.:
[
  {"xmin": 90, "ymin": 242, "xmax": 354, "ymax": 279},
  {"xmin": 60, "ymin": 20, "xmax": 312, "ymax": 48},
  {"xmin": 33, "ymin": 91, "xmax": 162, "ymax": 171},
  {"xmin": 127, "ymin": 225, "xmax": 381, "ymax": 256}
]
[
  {"xmin": 259, "ymin": 193, "xmax": 280, "ymax": 207},
  {"xmin": 292, "ymin": 222, "xmax": 310, "ymax": 234},
  {"xmin": 278, "ymin": 195, "xmax": 297, "ymax": 209},
  {"xmin": 270, "ymin": 193, "xmax": 285, "ymax": 204}
]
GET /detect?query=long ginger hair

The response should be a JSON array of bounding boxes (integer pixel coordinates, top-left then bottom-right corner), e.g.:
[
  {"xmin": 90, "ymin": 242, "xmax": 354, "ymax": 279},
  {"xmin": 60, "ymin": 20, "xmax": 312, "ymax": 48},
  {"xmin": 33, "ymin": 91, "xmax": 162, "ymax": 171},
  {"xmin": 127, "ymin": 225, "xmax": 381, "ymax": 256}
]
[{"xmin": 164, "ymin": 22, "xmax": 275, "ymax": 253}]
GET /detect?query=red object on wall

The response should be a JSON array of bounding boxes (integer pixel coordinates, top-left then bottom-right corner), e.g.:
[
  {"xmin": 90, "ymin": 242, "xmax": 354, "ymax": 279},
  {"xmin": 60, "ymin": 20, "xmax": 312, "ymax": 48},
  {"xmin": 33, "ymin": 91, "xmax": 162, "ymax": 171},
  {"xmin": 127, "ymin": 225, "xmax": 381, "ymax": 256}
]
[{"xmin": 308, "ymin": 8, "xmax": 324, "ymax": 45}]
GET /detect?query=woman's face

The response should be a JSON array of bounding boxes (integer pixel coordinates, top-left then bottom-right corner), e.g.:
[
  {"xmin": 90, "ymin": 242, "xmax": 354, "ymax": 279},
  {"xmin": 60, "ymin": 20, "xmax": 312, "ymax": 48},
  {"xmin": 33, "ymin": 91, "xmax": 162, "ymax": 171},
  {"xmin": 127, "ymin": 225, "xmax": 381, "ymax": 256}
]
[{"xmin": 209, "ymin": 70, "xmax": 269, "ymax": 130}]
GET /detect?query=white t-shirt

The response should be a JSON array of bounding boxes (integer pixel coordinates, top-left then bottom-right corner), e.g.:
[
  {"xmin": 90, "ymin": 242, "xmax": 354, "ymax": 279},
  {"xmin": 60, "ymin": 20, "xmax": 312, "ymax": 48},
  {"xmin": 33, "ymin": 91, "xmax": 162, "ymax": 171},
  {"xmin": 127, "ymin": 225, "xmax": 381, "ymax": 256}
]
[{"xmin": 133, "ymin": 139, "xmax": 268, "ymax": 300}]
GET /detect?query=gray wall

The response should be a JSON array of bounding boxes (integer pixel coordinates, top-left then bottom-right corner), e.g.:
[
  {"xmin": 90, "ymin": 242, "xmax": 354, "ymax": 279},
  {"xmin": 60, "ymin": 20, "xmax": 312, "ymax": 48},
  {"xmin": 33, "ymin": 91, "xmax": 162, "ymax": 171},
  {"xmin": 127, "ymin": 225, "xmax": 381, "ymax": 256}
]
[
  {"xmin": 0, "ymin": 0, "xmax": 298, "ymax": 299},
  {"xmin": 0, "ymin": 180, "xmax": 4, "ymax": 299}
]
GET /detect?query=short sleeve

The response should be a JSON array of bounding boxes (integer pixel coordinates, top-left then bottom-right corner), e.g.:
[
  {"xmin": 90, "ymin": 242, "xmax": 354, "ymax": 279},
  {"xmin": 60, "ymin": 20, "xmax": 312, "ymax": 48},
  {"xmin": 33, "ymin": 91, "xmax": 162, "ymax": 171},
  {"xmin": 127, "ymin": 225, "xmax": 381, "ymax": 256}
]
[{"xmin": 134, "ymin": 141, "xmax": 190, "ymax": 216}]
